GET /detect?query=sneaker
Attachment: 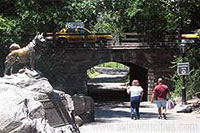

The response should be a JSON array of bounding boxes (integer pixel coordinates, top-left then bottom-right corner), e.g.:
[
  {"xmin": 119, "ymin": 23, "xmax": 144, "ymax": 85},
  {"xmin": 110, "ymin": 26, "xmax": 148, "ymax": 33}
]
[
  {"xmin": 134, "ymin": 116, "xmax": 138, "ymax": 120},
  {"xmin": 158, "ymin": 115, "xmax": 161, "ymax": 119},
  {"xmin": 163, "ymin": 114, "xmax": 167, "ymax": 120},
  {"xmin": 131, "ymin": 114, "xmax": 134, "ymax": 119},
  {"xmin": 131, "ymin": 114, "xmax": 137, "ymax": 120}
]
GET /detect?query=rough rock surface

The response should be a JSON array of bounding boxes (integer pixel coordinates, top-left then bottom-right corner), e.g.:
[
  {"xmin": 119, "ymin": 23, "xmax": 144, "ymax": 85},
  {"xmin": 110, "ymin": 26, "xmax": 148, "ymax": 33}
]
[
  {"xmin": 175, "ymin": 104, "xmax": 193, "ymax": 113},
  {"xmin": 72, "ymin": 95, "xmax": 95, "ymax": 125},
  {"xmin": 0, "ymin": 69, "xmax": 77, "ymax": 133}
]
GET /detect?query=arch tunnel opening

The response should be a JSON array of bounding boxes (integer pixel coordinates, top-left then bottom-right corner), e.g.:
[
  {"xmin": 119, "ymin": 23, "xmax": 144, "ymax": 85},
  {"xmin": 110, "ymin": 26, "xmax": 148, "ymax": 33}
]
[
  {"xmin": 86, "ymin": 62, "xmax": 148, "ymax": 103},
  {"xmin": 126, "ymin": 63, "xmax": 148, "ymax": 101}
]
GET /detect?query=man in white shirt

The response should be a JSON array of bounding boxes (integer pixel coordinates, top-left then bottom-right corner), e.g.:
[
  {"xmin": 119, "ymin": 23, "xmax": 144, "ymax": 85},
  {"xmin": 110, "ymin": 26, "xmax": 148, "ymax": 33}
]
[{"xmin": 127, "ymin": 80, "xmax": 143, "ymax": 120}]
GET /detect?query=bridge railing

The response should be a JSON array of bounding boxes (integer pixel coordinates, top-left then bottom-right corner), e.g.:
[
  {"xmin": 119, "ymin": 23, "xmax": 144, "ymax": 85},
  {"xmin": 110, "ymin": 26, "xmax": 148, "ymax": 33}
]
[
  {"xmin": 0, "ymin": 32, "xmax": 179, "ymax": 49},
  {"xmin": 112, "ymin": 32, "xmax": 179, "ymax": 48}
]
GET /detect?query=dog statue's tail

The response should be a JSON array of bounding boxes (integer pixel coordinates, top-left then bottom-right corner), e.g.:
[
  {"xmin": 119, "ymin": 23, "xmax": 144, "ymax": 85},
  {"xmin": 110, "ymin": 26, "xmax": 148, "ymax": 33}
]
[{"xmin": 9, "ymin": 43, "xmax": 21, "ymax": 52}]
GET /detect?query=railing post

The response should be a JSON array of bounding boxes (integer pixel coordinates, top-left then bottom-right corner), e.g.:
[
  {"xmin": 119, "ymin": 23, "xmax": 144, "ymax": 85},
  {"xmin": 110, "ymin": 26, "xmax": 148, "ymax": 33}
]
[
  {"xmin": 114, "ymin": 31, "xmax": 120, "ymax": 46},
  {"xmin": 53, "ymin": 30, "xmax": 56, "ymax": 45},
  {"xmin": 84, "ymin": 32, "xmax": 89, "ymax": 47}
]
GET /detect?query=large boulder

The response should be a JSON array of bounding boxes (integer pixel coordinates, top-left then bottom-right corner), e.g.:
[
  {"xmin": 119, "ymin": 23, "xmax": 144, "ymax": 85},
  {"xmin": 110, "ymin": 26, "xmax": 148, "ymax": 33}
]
[
  {"xmin": 72, "ymin": 95, "xmax": 95, "ymax": 125},
  {"xmin": 0, "ymin": 89, "xmax": 37, "ymax": 133},
  {"xmin": 175, "ymin": 104, "xmax": 192, "ymax": 113},
  {"xmin": 0, "ymin": 69, "xmax": 79, "ymax": 133}
]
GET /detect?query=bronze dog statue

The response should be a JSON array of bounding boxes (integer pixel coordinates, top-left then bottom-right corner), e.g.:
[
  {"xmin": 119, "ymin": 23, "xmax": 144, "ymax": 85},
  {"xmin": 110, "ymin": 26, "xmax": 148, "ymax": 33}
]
[{"xmin": 4, "ymin": 33, "xmax": 46, "ymax": 75}]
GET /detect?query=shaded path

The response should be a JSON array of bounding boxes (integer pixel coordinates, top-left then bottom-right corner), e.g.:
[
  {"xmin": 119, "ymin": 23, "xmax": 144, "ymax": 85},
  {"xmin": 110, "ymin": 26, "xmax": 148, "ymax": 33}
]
[{"xmin": 80, "ymin": 102, "xmax": 200, "ymax": 133}]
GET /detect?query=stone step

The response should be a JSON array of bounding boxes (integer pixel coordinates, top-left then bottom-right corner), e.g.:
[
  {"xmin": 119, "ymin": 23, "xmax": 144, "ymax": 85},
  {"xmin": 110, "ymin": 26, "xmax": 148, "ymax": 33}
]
[{"xmin": 88, "ymin": 74, "xmax": 128, "ymax": 83}]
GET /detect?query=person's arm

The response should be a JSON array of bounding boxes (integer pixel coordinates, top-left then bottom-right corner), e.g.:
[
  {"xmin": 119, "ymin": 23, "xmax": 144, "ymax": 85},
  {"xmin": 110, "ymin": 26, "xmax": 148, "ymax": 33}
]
[
  {"xmin": 126, "ymin": 86, "xmax": 130, "ymax": 95},
  {"xmin": 151, "ymin": 87, "xmax": 156, "ymax": 103},
  {"xmin": 168, "ymin": 92, "xmax": 171, "ymax": 98},
  {"xmin": 167, "ymin": 88, "xmax": 171, "ymax": 99},
  {"xmin": 140, "ymin": 91, "xmax": 143, "ymax": 102},
  {"xmin": 140, "ymin": 91, "xmax": 143, "ymax": 97},
  {"xmin": 150, "ymin": 93, "xmax": 155, "ymax": 103}
]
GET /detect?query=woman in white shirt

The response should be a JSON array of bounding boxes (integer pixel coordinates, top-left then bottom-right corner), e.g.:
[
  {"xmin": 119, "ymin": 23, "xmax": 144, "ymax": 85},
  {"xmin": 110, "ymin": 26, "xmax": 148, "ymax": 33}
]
[{"xmin": 127, "ymin": 80, "xmax": 143, "ymax": 120}]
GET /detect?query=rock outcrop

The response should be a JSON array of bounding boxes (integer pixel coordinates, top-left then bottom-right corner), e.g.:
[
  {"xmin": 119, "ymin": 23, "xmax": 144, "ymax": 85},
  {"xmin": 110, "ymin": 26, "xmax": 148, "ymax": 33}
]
[
  {"xmin": 0, "ymin": 68, "xmax": 79, "ymax": 133},
  {"xmin": 72, "ymin": 95, "xmax": 95, "ymax": 125}
]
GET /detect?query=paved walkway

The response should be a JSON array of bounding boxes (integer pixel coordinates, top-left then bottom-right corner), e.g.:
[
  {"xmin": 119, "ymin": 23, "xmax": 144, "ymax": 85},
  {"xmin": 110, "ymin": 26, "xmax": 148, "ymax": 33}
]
[{"xmin": 79, "ymin": 102, "xmax": 200, "ymax": 133}]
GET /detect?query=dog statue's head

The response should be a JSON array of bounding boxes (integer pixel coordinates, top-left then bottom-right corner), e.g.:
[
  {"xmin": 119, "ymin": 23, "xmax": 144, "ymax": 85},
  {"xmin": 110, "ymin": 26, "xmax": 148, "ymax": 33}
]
[{"xmin": 34, "ymin": 32, "xmax": 46, "ymax": 49}]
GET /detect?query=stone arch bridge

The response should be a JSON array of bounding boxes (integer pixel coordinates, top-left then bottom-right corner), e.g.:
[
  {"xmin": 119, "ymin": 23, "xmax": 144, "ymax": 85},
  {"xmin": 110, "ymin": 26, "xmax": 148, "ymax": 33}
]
[{"xmin": 41, "ymin": 33, "xmax": 178, "ymax": 101}]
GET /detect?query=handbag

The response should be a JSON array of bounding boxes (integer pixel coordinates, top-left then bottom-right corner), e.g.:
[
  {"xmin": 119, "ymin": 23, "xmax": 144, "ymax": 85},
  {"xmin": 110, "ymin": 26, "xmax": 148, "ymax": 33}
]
[{"xmin": 167, "ymin": 99, "xmax": 174, "ymax": 110}]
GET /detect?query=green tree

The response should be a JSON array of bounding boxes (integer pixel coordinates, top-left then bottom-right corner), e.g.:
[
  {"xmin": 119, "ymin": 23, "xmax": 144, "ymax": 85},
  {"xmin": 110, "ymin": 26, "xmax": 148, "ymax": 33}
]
[{"xmin": 127, "ymin": 0, "xmax": 169, "ymax": 40}]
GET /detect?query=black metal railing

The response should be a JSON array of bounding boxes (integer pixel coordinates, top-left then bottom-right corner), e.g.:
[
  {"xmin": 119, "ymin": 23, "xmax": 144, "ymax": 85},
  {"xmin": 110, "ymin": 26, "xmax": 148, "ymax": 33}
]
[{"xmin": 113, "ymin": 32, "xmax": 179, "ymax": 48}]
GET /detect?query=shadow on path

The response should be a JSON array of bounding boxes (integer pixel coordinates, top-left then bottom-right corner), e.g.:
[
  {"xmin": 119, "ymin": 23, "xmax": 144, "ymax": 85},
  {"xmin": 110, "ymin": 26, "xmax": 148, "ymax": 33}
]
[
  {"xmin": 94, "ymin": 102, "xmax": 168, "ymax": 123},
  {"xmin": 94, "ymin": 102, "xmax": 186, "ymax": 123},
  {"xmin": 140, "ymin": 112, "xmax": 158, "ymax": 119},
  {"xmin": 95, "ymin": 108, "xmax": 130, "ymax": 119}
]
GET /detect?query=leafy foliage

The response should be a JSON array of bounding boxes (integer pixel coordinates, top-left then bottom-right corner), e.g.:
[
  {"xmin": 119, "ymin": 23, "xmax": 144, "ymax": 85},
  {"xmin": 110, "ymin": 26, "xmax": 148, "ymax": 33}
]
[
  {"xmin": 1, "ymin": 0, "xmax": 200, "ymax": 40},
  {"xmin": 0, "ymin": 16, "xmax": 18, "ymax": 43},
  {"xmin": 126, "ymin": 0, "xmax": 200, "ymax": 41},
  {"xmin": 87, "ymin": 68, "xmax": 101, "ymax": 78}
]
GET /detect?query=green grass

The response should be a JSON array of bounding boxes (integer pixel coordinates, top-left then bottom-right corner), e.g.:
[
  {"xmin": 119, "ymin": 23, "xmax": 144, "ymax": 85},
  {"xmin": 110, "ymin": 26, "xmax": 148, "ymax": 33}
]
[
  {"xmin": 98, "ymin": 62, "xmax": 129, "ymax": 69},
  {"xmin": 87, "ymin": 68, "xmax": 101, "ymax": 78},
  {"xmin": 87, "ymin": 62, "xmax": 129, "ymax": 78}
]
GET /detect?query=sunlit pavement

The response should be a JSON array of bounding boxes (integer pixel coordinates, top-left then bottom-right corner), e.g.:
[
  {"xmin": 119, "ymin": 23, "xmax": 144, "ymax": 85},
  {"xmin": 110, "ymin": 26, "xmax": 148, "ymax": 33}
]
[{"xmin": 79, "ymin": 102, "xmax": 200, "ymax": 133}]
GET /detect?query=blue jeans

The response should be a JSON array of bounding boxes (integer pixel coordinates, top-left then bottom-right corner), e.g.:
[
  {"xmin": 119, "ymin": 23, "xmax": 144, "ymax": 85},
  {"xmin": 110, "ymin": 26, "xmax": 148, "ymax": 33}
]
[{"xmin": 130, "ymin": 96, "xmax": 141, "ymax": 118}]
